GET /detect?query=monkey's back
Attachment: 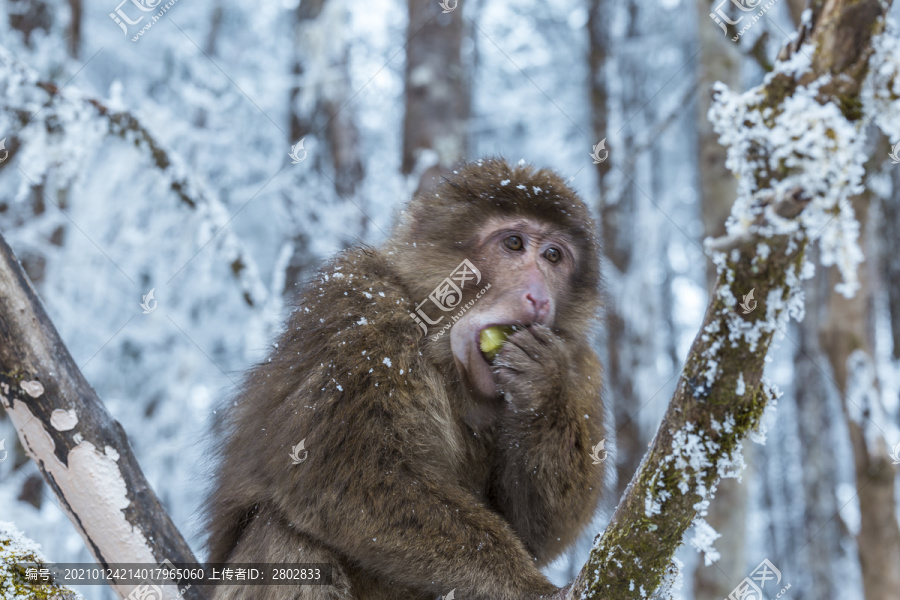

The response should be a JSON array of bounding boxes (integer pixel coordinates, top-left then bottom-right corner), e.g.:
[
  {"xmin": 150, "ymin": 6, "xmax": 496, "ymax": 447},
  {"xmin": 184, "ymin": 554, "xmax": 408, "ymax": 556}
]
[{"xmin": 204, "ymin": 247, "xmax": 469, "ymax": 577}]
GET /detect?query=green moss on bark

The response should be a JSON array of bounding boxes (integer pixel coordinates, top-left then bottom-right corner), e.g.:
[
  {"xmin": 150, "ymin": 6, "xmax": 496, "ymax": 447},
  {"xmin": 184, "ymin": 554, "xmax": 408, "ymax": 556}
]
[{"xmin": 0, "ymin": 523, "xmax": 81, "ymax": 600}]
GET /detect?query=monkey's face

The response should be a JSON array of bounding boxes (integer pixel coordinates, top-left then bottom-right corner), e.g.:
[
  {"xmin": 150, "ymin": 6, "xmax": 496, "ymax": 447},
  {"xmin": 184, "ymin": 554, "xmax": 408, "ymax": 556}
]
[{"xmin": 450, "ymin": 217, "xmax": 577, "ymax": 399}]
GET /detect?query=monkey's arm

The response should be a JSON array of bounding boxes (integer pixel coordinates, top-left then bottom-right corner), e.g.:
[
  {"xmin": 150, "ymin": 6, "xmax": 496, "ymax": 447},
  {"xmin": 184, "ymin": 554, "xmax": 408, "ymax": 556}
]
[
  {"xmin": 271, "ymin": 389, "xmax": 560, "ymax": 600},
  {"xmin": 491, "ymin": 325, "xmax": 606, "ymax": 564}
]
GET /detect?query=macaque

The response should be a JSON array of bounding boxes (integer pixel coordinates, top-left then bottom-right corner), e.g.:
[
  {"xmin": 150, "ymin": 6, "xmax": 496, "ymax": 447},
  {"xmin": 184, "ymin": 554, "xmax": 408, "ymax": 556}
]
[{"xmin": 205, "ymin": 158, "xmax": 607, "ymax": 600}]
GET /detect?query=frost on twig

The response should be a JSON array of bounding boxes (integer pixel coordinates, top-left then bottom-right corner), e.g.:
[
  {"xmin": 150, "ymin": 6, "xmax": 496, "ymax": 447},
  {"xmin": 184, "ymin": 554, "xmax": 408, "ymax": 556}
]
[
  {"xmin": 568, "ymin": 2, "xmax": 893, "ymax": 598},
  {"xmin": 861, "ymin": 23, "xmax": 900, "ymax": 141},
  {"xmin": 709, "ymin": 48, "xmax": 866, "ymax": 297},
  {"xmin": 0, "ymin": 48, "xmax": 267, "ymax": 307}
]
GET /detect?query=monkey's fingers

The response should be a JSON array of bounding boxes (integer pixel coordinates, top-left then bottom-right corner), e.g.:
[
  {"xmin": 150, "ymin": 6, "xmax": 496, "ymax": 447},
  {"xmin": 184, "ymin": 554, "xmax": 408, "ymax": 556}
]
[
  {"xmin": 492, "ymin": 356, "xmax": 525, "ymax": 373},
  {"xmin": 494, "ymin": 338, "xmax": 543, "ymax": 374}
]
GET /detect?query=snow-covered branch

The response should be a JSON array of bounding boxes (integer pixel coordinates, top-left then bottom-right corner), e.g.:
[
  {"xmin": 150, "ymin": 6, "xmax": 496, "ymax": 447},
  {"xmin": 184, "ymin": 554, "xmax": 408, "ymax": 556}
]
[
  {"xmin": 0, "ymin": 232, "xmax": 204, "ymax": 600},
  {"xmin": 0, "ymin": 49, "xmax": 267, "ymax": 307},
  {"xmin": 570, "ymin": 1, "xmax": 896, "ymax": 597},
  {"xmin": 0, "ymin": 521, "xmax": 81, "ymax": 599}
]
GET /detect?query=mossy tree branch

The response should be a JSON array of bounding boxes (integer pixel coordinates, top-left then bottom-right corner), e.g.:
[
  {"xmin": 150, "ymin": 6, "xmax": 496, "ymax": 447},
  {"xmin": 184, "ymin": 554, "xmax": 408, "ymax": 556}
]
[{"xmin": 567, "ymin": 1, "xmax": 892, "ymax": 598}]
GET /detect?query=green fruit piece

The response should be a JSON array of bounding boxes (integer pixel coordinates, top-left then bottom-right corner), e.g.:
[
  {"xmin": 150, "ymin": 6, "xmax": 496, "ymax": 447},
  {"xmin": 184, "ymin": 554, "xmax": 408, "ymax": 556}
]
[{"xmin": 480, "ymin": 325, "xmax": 515, "ymax": 361}]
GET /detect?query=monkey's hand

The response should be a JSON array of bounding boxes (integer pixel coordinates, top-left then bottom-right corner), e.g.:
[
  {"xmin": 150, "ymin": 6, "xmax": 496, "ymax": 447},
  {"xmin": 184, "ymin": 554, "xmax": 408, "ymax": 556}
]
[
  {"xmin": 490, "ymin": 328, "xmax": 604, "ymax": 564},
  {"xmin": 492, "ymin": 324, "xmax": 569, "ymax": 408}
]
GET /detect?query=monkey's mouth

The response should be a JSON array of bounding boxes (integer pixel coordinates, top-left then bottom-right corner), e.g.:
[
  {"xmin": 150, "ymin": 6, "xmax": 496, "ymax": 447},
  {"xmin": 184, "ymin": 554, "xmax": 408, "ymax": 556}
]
[{"xmin": 478, "ymin": 324, "xmax": 521, "ymax": 363}]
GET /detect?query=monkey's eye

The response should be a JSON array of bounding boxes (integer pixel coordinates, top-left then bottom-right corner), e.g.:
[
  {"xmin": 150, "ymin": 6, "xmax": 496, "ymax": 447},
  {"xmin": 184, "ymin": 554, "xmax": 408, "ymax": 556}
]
[
  {"xmin": 543, "ymin": 247, "xmax": 561, "ymax": 263},
  {"xmin": 503, "ymin": 235, "xmax": 524, "ymax": 251}
]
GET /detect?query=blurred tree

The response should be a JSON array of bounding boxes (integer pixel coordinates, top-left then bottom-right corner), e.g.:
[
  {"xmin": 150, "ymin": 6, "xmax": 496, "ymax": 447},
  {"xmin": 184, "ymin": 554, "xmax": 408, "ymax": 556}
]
[
  {"xmin": 65, "ymin": 0, "xmax": 81, "ymax": 57},
  {"xmin": 692, "ymin": 0, "xmax": 746, "ymax": 598},
  {"xmin": 590, "ymin": 0, "xmax": 657, "ymax": 503},
  {"xmin": 284, "ymin": 0, "xmax": 366, "ymax": 292},
  {"xmin": 792, "ymin": 248, "xmax": 850, "ymax": 600},
  {"xmin": 820, "ymin": 183, "xmax": 900, "ymax": 600},
  {"xmin": 290, "ymin": 0, "xmax": 364, "ymax": 197},
  {"xmin": 881, "ymin": 167, "xmax": 900, "ymax": 359},
  {"xmin": 402, "ymin": 0, "xmax": 469, "ymax": 188}
]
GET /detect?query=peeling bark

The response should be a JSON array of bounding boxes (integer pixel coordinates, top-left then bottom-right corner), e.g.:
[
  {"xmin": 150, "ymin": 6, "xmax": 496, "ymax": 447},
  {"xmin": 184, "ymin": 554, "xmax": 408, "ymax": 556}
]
[{"xmin": 0, "ymin": 232, "xmax": 204, "ymax": 600}]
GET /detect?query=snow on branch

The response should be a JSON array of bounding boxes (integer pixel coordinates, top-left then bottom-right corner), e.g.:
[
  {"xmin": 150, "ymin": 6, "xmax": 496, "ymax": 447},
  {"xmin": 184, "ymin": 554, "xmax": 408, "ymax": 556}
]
[
  {"xmin": 0, "ymin": 232, "xmax": 204, "ymax": 600},
  {"xmin": 567, "ymin": 1, "xmax": 894, "ymax": 598},
  {"xmin": 0, "ymin": 49, "xmax": 267, "ymax": 307},
  {"xmin": 0, "ymin": 521, "xmax": 81, "ymax": 599}
]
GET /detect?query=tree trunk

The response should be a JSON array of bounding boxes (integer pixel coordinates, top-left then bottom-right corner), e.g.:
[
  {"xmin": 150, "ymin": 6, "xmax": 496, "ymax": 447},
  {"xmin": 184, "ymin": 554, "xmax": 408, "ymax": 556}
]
[
  {"xmin": 692, "ymin": 2, "xmax": 746, "ymax": 597},
  {"xmin": 819, "ymin": 193, "xmax": 900, "ymax": 600},
  {"xmin": 880, "ymin": 168, "xmax": 900, "ymax": 359},
  {"xmin": 284, "ymin": 0, "xmax": 365, "ymax": 291},
  {"xmin": 792, "ymin": 252, "xmax": 849, "ymax": 600},
  {"xmin": 401, "ymin": 0, "xmax": 468, "ymax": 188},
  {"xmin": 591, "ymin": 0, "xmax": 658, "ymax": 502},
  {"xmin": 0, "ymin": 232, "xmax": 204, "ymax": 600},
  {"xmin": 66, "ymin": 0, "xmax": 81, "ymax": 57},
  {"xmin": 289, "ymin": 0, "xmax": 363, "ymax": 199}
]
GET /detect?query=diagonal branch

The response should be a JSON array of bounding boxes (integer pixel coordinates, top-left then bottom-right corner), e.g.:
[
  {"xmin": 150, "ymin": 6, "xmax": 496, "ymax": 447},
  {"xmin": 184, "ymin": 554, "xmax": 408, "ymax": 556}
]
[
  {"xmin": 570, "ymin": 1, "xmax": 893, "ymax": 597},
  {"xmin": 0, "ymin": 231, "xmax": 205, "ymax": 600}
]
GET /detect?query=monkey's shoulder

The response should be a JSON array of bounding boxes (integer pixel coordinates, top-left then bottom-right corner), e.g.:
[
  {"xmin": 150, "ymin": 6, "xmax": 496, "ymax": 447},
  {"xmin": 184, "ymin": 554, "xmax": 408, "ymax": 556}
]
[
  {"xmin": 288, "ymin": 247, "xmax": 416, "ymax": 339},
  {"xmin": 272, "ymin": 247, "xmax": 428, "ymax": 397}
]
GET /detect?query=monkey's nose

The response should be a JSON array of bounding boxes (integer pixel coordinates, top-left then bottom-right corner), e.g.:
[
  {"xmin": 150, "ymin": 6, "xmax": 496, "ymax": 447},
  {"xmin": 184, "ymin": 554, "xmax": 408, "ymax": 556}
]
[{"xmin": 525, "ymin": 293, "xmax": 550, "ymax": 322}]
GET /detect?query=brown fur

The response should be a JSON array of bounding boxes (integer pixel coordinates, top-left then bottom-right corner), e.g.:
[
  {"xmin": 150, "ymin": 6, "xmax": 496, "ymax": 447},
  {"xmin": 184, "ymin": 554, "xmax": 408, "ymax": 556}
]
[{"xmin": 205, "ymin": 159, "xmax": 605, "ymax": 600}]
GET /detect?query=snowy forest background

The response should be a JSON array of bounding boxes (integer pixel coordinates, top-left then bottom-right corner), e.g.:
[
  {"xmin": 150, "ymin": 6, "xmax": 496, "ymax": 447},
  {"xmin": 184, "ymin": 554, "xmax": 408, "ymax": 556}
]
[{"xmin": 1, "ymin": 0, "xmax": 900, "ymax": 598}]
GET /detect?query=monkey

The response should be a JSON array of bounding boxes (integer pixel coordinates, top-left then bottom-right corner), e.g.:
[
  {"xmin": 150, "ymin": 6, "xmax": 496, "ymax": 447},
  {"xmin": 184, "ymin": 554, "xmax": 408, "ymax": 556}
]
[{"xmin": 204, "ymin": 158, "xmax": 606, "ymax": 600}]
